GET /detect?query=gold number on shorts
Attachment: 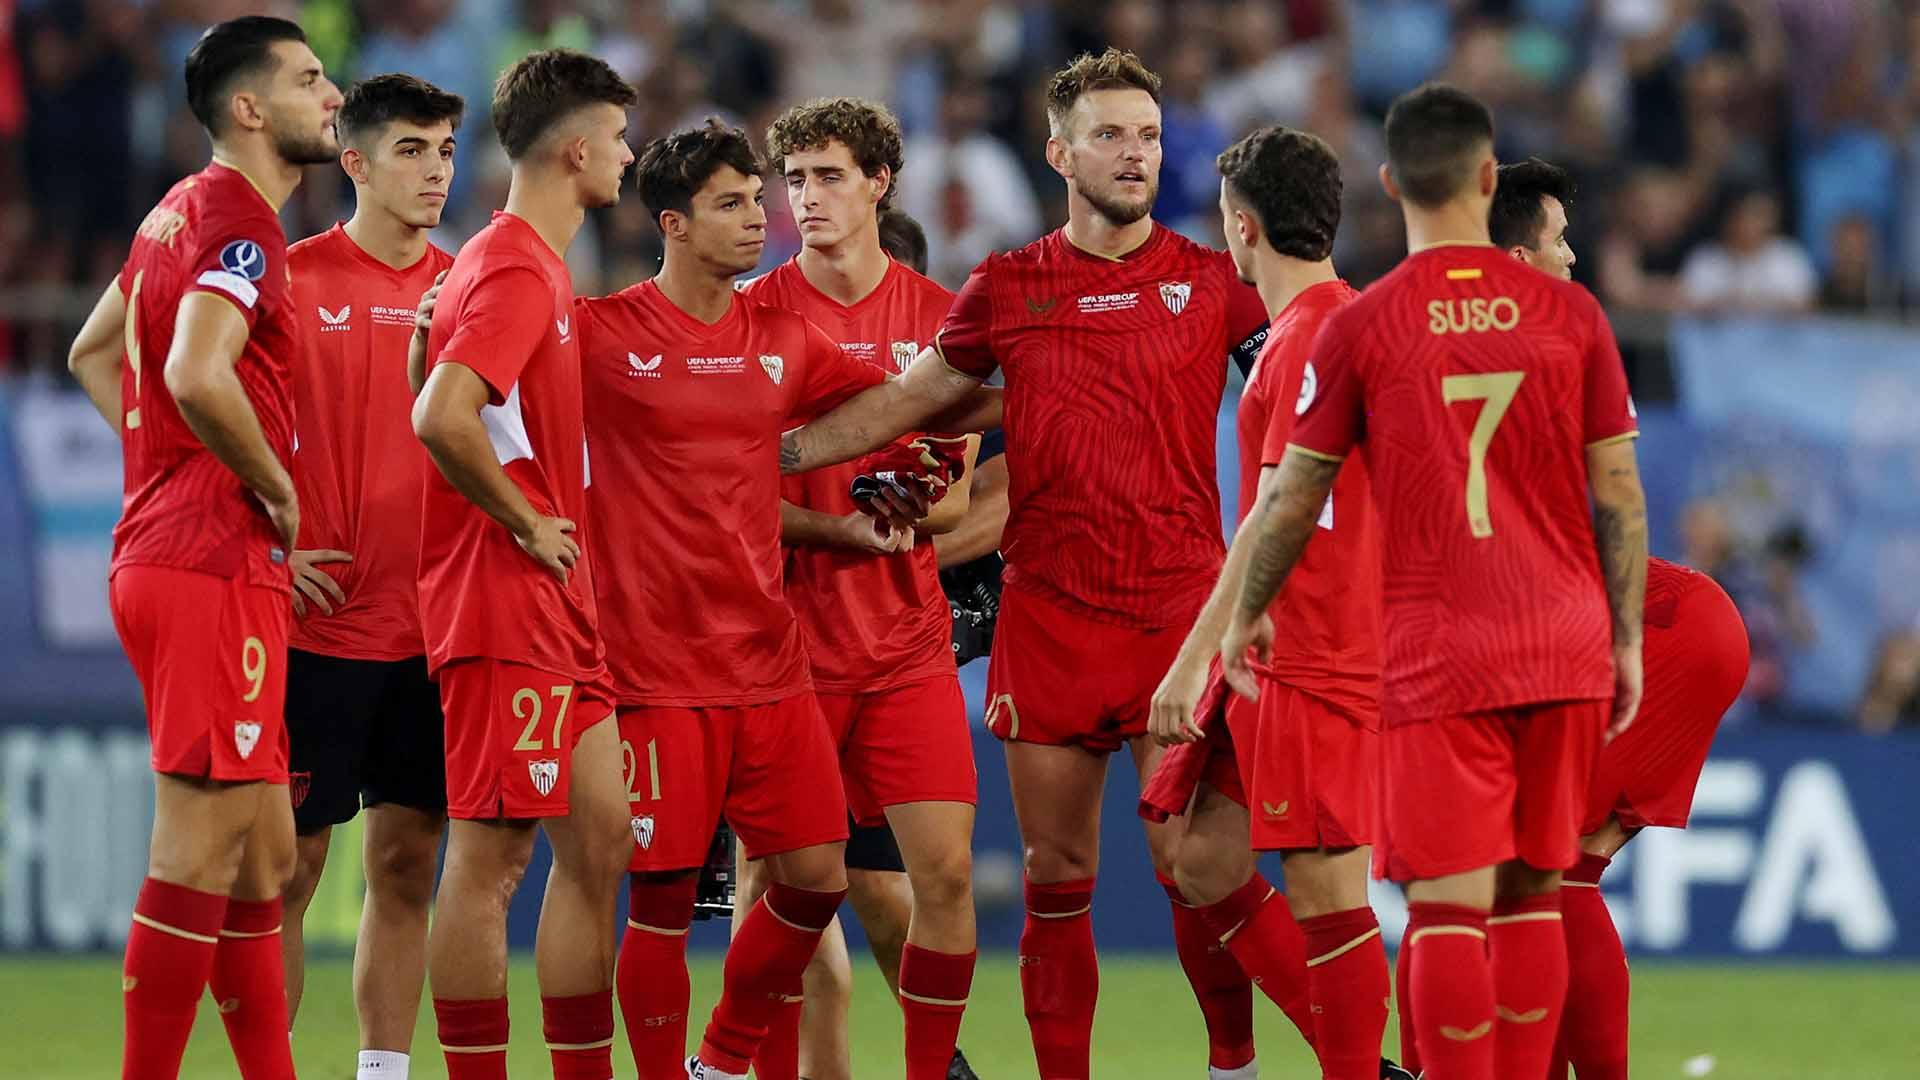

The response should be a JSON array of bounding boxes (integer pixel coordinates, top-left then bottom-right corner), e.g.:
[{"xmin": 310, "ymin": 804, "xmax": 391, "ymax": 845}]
[
  {"xmin": 512, "ymin": 684, "xmax": 575, "ymax": 751},
  {"xmin": 123, "ymin": 271, "xmax": 145, "ymax": 430},
  {"xmin": 646, "ymin": 737, "xmax": 661, "ymax": 800},
  {"xmin": 621, "ymin": 740, "xmax": 641, "ymax": 800},
  {"xmin": 239, "ymin": 636, "xmax": 267, "ymax": 703},
  {"xmin": 1440, "ymin": 371, "xmax": 1526, "ymax": 539}
]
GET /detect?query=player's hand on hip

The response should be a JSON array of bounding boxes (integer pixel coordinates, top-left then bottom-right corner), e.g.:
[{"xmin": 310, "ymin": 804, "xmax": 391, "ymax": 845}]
[
  {"xmin": 1149, "ymin": 653, "xmax": 1212, "ymax": 745},
  {"xmin": 289, "ymin": 548, "xmax": 352, "ymax": 618},
  {"xmin": 1220, "ymin": 612, "xmax": 1274, "ymax": 701},
  {"xmin": 1608, "ymin": 641, "xmax": 1645, "ymax": 742},
  {"xmin": 414, "ymin": 271, "xmax": 447, "ymax": 338},
  {"xmin": 516, "ymin": 515, "xmax": 580, "ymax": 584},
  {"xmin": 259, "ymin": 489, "xmax": 300, "ymax": 551}
]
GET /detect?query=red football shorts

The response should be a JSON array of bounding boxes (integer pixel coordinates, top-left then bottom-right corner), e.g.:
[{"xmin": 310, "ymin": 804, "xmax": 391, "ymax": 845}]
[
  {"xmin": 984, "ymin": 585, "xmax": 1189, "ymax": 754},
  {"xmin": 110, "ymin": 564, "xmax": 291, "ymax": 783},
  {"xmin": 1213, "ymin": 679, "xmax": 1380, "ymax": 852},
  {"xmin": 438, "ymin": 659, "xmax": 613, "ymax": 821},
  {"xmin": 1377, "ymin": 700, "xmax": 1607, "ymax": 882},
  {"xmin": 1584, "ymin": 581, "xmax": 1749, "ymax": 834},
  {"xmin": 820, "ymin": 675, "xmax": 977, "ymax": 826},
  {"xmin": 618, "ymin": 693, "xmax": 849, "ymax": 872}
]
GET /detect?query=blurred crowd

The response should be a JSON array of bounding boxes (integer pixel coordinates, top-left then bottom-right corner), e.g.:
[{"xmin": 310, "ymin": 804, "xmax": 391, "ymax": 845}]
[{"xmin": 5, "ymin": 0, "xmax": 1920, "ymax": 731}]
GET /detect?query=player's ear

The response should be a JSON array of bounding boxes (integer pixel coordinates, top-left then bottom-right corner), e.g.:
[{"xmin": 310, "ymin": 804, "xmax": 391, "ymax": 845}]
[
  {"xmin": 870, "ymin": 165, "xmax": 891, "ymax": 206},
  {"xmin": 1236, "ymin": 208, "xmax": 1261, "ymax": 251},
  {"xmin": 1377, "ymin": 163, "xmax": 1400, "ymax": 205},
  {"xmin": 339, "ymin": 146, "xmax": 367, "ymax": 185},
  {"xmin": 658, "ymin": 208, "xmax": 688, "ymax": 243},
  {"xmin": 229, "ymin": 87, "xmax": 267, "ymax": 135},
  {"xmin": 1044, "ymin": 135, "xmax": 1072, "ymax": 181},
  {"xmin": 1479, "ymin": 156, "xmax": 1497, "ymax": 198},
  {"xmin": 1506, "ymin": 244, "xmax": 1531, "ymax": 265}
]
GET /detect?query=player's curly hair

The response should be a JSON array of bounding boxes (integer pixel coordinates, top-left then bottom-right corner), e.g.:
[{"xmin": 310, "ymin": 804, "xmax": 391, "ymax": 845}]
[
  {"xmin": 1045, "ymin": 48, "xmax": 1162, "ymax": 137},
  {"xmin": 1217, "ymin": 126, "xmax": 1342, "ymax": 262},
  {"xmin": 1489, "ymin": 158, "xmax": 1576, "ymax": 251},
  {"xmin": 636, "ymin": 119, "xmax": 766, "ymax": 229},
  {"xmin": 337, "ymin": 73, "xmax": 465, "ymax": 149},
  {"xmin": 490, "ymin": 49, "xmax": 636, "ymax": 161},
  {"xmin": 766, "ymin": 98, "xmax": 906, "ymax": 211}
]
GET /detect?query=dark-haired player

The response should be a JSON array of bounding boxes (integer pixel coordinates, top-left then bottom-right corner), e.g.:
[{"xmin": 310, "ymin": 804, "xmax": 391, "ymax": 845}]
[
  {"xmin": 1147, "ymin": 125, "xmax": 1393, "ymax": 1080},
  {"xmin": 1220, "ymin": 85, "xmax": 1648, "ymax": 1080},
  {"xmin": 779, "ymin": 47, "xmax": 1271, "ymax": 1080},
  {"xmin": 1490, "ymin": 157, "xmax": 1577, "ymax": 282},
  {"xmin": 64, "ymin": 15, "xmax": 339, "ymax": 1079},
  {"xmin": 737, "ymin": 98, "xmax": 980, "ymax": 1080},
  {"xmin": 409, "ymin": 49, "xmax": 636, "ymax": 1080},
  {"xmin": 277, "ymin": 72, "xmax": 463, "ymax": 1080}
]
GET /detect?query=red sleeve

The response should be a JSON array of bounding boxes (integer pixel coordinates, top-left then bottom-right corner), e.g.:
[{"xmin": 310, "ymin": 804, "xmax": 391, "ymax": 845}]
[
  {"xmin": 1581, "ymin": 297, "xmax": 1638, "ymax": 446},
  {"xmin": 1285, "ymin": 312, "xmax": 1365, "ymax": 461},
  {"xmin": 1259, "ymin": 341, "xmax": 1304, "ymax": 467},
  {"xmin": 933, "ymin": 260, "xmax": 997, "ymax": 379},
  {"xmin": 789, "ymin": 317, "xmax": 888, "ymax": 423},
  {"xmin": 186, "ymin": 206, "xmax": 286, "ymax": 329},
  {"xmin": 435, "ymin": 267, "xmax": 551, "ymax": 406}
]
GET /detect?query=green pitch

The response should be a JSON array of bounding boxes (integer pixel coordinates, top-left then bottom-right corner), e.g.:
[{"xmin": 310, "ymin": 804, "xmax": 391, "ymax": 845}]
[{"xmin": 2, "ymin": 955, "xmax": 1913, "ymax": 1078}]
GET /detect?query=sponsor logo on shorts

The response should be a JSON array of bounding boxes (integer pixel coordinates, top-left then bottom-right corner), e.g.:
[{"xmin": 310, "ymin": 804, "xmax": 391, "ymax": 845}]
[
  {"xmin": 288, "ymin": 771, "xmax": 312, "ymax": 809},
  {"xmin": 631, "ymin": 814, "xmax": 655, "ymax": 849},
  {"xmin": 233, "ymin": 721, "xmax": 261, "ymax": 759},
  {"xmin": 528, "ymin": 759, "xmax": 560, "ymax": 797},
  {"xmin": 1261, "ymin": 800, "xmax": 1289, "ymax": 818}
]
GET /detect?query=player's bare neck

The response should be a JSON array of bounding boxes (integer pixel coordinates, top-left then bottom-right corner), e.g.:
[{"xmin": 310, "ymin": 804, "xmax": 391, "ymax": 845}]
[
  {"xmin": 503, "ymin": 173, "xmax": 585, "ymax": 259},
  {"xmin": 210, "ymin": 140, "xmax": 301, "ymax": 212},
  {"xmin": 797, "ymin": 226, "xmax": 888, "ymax": 307},
  {"xmin": 653, "ymin": 253, "xmax": 736, "ymax": 326},
  {"xmin": 1403, "ymin": 202, "xmax": 1495, "ymax": 255},
  {"xmin": 1064, "ymin": 207, "xmax": 1153, "ymax": 261},
  {"xmin": 1252, "ymin": 254, "xmax": 1339, "ymax": 320},
  {"xmin": 343, "ymin": 207, "xmax": 429, "ymax": 271}
]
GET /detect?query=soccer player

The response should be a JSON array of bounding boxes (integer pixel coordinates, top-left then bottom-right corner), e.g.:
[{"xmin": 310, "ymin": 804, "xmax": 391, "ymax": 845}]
[
  {"xmin": 777, "ymin": 49, "xmax": 1272, "ymax": 1079},
  {"xmin": 1219, "ymin": 84, "xmax": 1649, "ymax": 1080},
  {"xmin": 739, "ymin": 101, "xmax": 981, "ymax": 1080},
  {"xmin": 1485, "ymin": 157, "xmax": 1751, "ymax": 1080},
  {"xmin": 568, "ymin": 121, "xmax": 876, "ymax": 1080},
  {"xmin": 277, "ymin": 73, "xmax": 463, "ymax": 1080},
  {"xmin": 1146, "ymin": 126, "xmax": 1393, "ymax": 1080},
  {"xmin": 63, "ymin": 15, "xmax": 339, "ymax": 1079},
  {"xmin": 409, "ymin": 49, "xmax": 636, "ymax": 1080}
]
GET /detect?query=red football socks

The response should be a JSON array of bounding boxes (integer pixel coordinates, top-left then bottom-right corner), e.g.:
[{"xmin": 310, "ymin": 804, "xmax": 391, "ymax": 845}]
[
  {"xmin": 618, "ymin": 875, "xmax": 697, "ymax": 1079},
  {"xmin": 544, "ymin": 990, "xmax": 615, "ymax": 1080},
  {"xmin": 1491, "ymin": 893, "xmax": 1568, "ymax": 1080},
  {"xmin": 1405, "ymin": 901, "xmax": 1494, "ymax": 1080},
  {"xmin": 1194, "ymin": 874, "xmax": 1316, "ymax": 1048},
  {"xmin": 750, "ymin": 980, "xmax": 802, "ymax": 1080},
  {"xmin": 899, "ymin": 944, "xmax": 976, "ymax": 1080},
  {"xmin": 1300, "ymin": 905, "xmax": 1389, "ymax": 1080},
  {"xmin": 1018, "ymin": 876, "xmax": 1098, "ymax": 1079},
  {"xmin": 1162, "ymin": 877, "xmax": 1254, "ymax": 1071},
  {"xmin": 434, "ymin": 996, "xmax": 510, "ymax": 1080},
  {"xmin": 1394, "ymin": 933, "xmax": 1421, "ymax": 1073},
  {"xmin": 696, "ymin": 882, "xmax": 844, "ymax": 1074},
  {"xmin": 121, "ymin": 877, "xmax": 226, "ymax": 1080},
  {"xmin": 1557, "ymin": 854, "xmax": 1628, "ymax": 1080},
  {"xmin": 208, "ymin": 896, "xmax": 294, "ymax": 1080}
]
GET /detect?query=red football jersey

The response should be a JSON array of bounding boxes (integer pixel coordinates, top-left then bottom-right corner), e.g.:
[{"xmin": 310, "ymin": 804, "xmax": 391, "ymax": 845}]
[
  {"xmin": 288, "ymin": 225, "xmax": 453, "ymax": 660},
  {"xmin": 416, "ymin": 212, "xmax": 603, "ymax": 681},
  {"xmin": 744, "ymin": 257, "xmax": 955, "ymax": 692},
  {"xmin": 575, "ymin": 281, "xmax": 887, "ymax": 707},
  {"xmin": 1289, "ymin": 245, "xmax": 1638, "ymax": 719},
  {"xmin": 936, "ymin": 224, "xmax": 1269, "ymax": 627},
  {"xmin": 1235, "ymin": 280, "xmax": 1380, "ymax": 716},
  {"xmin": 112, "ymin": 161, "xmax": 296, "ymax": 590}
]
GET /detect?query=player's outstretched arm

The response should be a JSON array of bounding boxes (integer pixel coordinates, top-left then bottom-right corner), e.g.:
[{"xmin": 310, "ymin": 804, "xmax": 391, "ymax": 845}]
[
  {"xmin": 412, "ymin": 361, "xmax": 579, "ymax": 583},
  {"xmin": 1589, "ymin": 438, "xmax": 1649, "ymax": 738},
  {"xmin": 68, "ymin": 279, "xmax": 129, "ymax": 434},
  {"xmin": 1221, "ymin": 448, "xmax": 1341, "ymax": 699},
  {"xmin": 1150, "ymin": 462, "xmax": 1288, "ymax": 744},
  {"xmin": 781, "ymin": 346, "xmax": 982, "ymax": 474},
  {"xmin": 165, "ymin": 293, "xmax": 298, "ymax": 545}
]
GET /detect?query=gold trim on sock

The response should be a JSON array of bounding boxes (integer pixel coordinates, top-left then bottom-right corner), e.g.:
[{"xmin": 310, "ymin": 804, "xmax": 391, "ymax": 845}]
[
  {"xmin": 1562, "ymin": 880, "xmax": 1600, "ymax": 888},
  {"xmin": 545, "ymin": 1037, "xmax": 616, "ymax": 1051},
  {"xmin": 627, "ymin": 918, "xmax": 690, "ymax": 937},
  {"xmin": 899, "ymin": 989, "xmax": 970, "ymax": 1008},
  {"xmin": 440, "ymin": 1043, "xmax": 510, "ymax": 1054},
  {"xmin": 130, "ymin": 912, "xmax": 217, "ymax": 944},
  {"xmin": 1028, "ymin": 904, "xmax": 1091, "ymax": 920},
  {"xmin": 1488, "ymin": 911, "xmax": 1563, "ymax": 927},
  {"xmin": 1306, "ymin": 926, "xmax": 1382, "ymax": 968},
  {"xmin": 219, "ymin": 925, "xmax": 282, "ymax": 939},
  {"xmin": 1406, "ymin": 925, "xmax": 1487, "ymax": 946}
]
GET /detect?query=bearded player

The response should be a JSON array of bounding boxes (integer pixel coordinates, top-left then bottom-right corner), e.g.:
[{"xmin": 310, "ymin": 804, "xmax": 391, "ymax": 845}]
[
  {"xmin": 409, "ymin": 50, "xmax": 637, "ymax": 1080},
  {"xmin": 65, "ymin": 15, "xmax": 339, "ymax": 1079},
  {"xmin": 1146, "ymin": 126, "xmax": 1401, "ymax": 1080},
  {"xmin": 778, "ymin": 49, "xmax": 1271, "ymax": 1079},
  {"xmin": 277, "ymin": 73, "xmax": 463, "ymax": 1080},
  {"xmin": 740, "ymin": 99, "xmax": 981, "ymax": 1080},
  {"xmin": 1220, "ymin": 84, "xmax": 1648, "ymax": 1080}
]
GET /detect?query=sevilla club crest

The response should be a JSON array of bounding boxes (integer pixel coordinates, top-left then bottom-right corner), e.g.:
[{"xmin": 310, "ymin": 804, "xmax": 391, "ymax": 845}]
[
  {"xmin": 1159, "ymin": 281, "xmax": 1192, "ymax": 316},
  {"xmin": 759, "ymin": 354, "xmax": 785, "ymax": 384},
  {"xmin": 528, "ymin": 759, "xmax": 561, "ymax": 797}
]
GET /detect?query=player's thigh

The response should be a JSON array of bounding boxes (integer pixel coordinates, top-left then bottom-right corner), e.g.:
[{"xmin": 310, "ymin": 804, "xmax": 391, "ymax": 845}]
[
  {"xmin": 619, "ymin": 704, "xmax": 728, "ymax": 874},
  {"xmin": 284, "ymin": 650, "xmax": 385, "ymax": 835},
  {"xmin": 845, "ymin": 866, "xmax": 914, "ymax": 939},
  {"xmin": 545, "ymin": 694, "xmax": 627, "ymax": 873},
  {"xmin": 359, "ymin": 801, "xmax": 445, "ymax": 905},
  {"xmin": 727, "ymin": 695, "xmax": 849, "ymax": 867},
  {"xmin": 1508, "ymin": 700, "xmax": 1608, "ymax": 875},
  {"xmin": 232, "ymin": 780, "xmax": 298, "ymax": 902},
  {"xmin": 360, "ymin": 656, "xmax": 449, "ymax": 822},
  {"xmin": 1173, "ymin": 780, "xmax": 1255, "ymax": 906},
  {"xmin": 1378, "ymin": 711, "xmax": 1521, "ymax": 884},
  {"xmin": 147, "ymin": 772, "xmax": 269, "ymax": 891},
  {"xmin": 885, "ymin": 799, "xmax": 975, "ymax": 910},
  {"xmin": 1003, "ymin": 738, "xmax": 1109, "ymax": 880}
]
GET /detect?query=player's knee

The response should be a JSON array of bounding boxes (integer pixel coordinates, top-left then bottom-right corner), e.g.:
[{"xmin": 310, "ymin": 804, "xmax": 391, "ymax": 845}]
[
  {"xmin": 1171, "ymin": 855, "xmax": 1236, "ymax": 908},
  {"xmin": 907, "ymin": 845, "xmax": 973, "ymax": 916},
  {"xmin": 282, "ymin": 837, "xmax": 330, "ymax": 912},
  {"xmin": 1021, "ymin": 840, "xmax": 1096, "ymax": 883},
  {"xmin": 365, "ymin": 832, "xmax": 440, "ymax": 911}
]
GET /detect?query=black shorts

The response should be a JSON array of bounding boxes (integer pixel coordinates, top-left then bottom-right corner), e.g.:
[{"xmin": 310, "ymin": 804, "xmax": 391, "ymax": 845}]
[
  {"xmin": 286, "ymin": 649, "xmax": 446, "ymax": 834},
  {"xmin": 845, "ymin": 815, "xmax": 905, "ymax": 873}
]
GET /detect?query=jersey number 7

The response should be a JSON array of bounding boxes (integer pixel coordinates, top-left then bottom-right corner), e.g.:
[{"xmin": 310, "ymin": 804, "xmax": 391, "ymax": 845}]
[{"xmin": 1441, "ymin": 371, "xmax": 1526, "ymax": 539}]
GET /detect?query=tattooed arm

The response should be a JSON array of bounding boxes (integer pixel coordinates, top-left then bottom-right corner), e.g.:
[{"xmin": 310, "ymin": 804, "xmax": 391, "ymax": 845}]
[
  {"xmin": 1589, "ymin": 437, "xmax": 1649, "ymax": 738},
  {"xmin": 1218, "ymin": 448, "xmax": 1343, "ymax": 699},
  {"xmin": 781, "ymin": 345, "xmax": 983, "ymax": 473}
]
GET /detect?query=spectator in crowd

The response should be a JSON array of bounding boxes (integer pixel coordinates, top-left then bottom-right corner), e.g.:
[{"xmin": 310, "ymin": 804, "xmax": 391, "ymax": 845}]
[
  {"xmin": 1820, "ymin": 214, "xmax": 1883, "ymax": 313},
  {"xmin": 1859, "ymin": 625, "xmax": 1920, "ymax": 734},
  {"xmin": 1680, "ymin": 187, "xmax": 1818, "ymax": 314},
  {"xmin": 1683, "ymin": 499, "xmax": 1818, "ymax": 722},
  {"xmin": 900, "ymin": 77, "xmax": 1041, "ymax": 287}
]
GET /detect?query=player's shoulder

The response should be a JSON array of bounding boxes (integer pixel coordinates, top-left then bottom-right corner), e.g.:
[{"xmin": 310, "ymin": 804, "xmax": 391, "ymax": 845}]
[
  {"xmin": 286, "ymin": 224, "xmax": 344, "ymax": 267},
  {"xmin": 1155, "ymin": 224, "xmax": 1236, "ymax": 274},
  {"xmin": 887, "ymin": 259, "xmax": 955, "ymax": 305},
  {"xmin": 427, "ymin": 241, "xmax": 457, "ymax": 273},
  {"xmin": 980, "ymin": 229, "xmax": 1062, "ymax": 279},
  {"xmin": 737, "ymin": 257, "xmax": 796, "ymax": 300}
]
